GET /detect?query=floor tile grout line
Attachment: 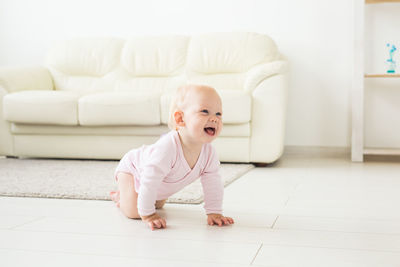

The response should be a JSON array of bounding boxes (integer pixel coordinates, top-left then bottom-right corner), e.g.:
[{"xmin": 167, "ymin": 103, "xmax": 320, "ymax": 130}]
[
  {"xmin": 10, "ymin": 218, "xmax": 400, "ymax": 237},
  {"xmin": 0, "ymin": 247, "xmax": 254, "ymax": 266},
  {"xmin": 271, "ymin": 215, "xmax": 279, "ymax": 229},
  {"xmin": 12, "ymin": 225, "xmax": 400, "ymax": 239},
  {"xmin": 259, "ymin": 243, "xmax": 400, "ymax": 254},
  {"xmin": 250, "ymin": 243, "xmax": 263, "ymax": 265},
  {"xmin": 3, "ymin": 241, "xmax": 400, "ymax": 258},
  {"xmin": 3, "ymin": 228, "xmax": 262, "ymax": 246},
  {"xmin": 262, "ymin": 226, "xmax": 400, "ymax": 236},
  {"xmin": 269, "ymin": 214, "xmax": 400, "ymax": 226},
  {"xmin": 284, "ymin": 183, "xmax": 300, "ymax": 206},
  {"xmin": 284, "ymin": 195, "xmax": 291, "ymax": 206},
  {"xmin": 269, "ymin": 213, "xmax": 400, "ymax": 221},
  {"xmin": 8, "ymin": 216, "xmax": 46, "ymax": 230}
]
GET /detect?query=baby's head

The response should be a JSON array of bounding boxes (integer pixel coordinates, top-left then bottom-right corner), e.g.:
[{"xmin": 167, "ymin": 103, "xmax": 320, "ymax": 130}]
[{"xmin": 168, "ymin": 84, "xmax": 222, "ymax": 143}]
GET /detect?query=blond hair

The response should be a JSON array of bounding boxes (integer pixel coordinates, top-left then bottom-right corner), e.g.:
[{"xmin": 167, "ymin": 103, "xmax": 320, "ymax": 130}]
[
  {"xmin": 167, "ymin": 84, "xmax": 217, "ymax": 130},
  {"xmin": 167, "ymin": 85, "xmax": 191, "ymax": 130}
]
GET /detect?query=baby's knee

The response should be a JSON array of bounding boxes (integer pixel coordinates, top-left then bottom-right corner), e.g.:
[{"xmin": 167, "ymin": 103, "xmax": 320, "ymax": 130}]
[
  {"xmin": 120, "ymin": 201, "xmax": 140, "ymax": 219},
  {"xmin": 124, "ymin": 208, "xmax": 141, "ymax": 219}
]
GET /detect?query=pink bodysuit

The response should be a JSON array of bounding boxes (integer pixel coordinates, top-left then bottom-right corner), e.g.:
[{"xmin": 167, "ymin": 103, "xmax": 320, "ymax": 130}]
[{"xmin": 114, "ymin": 130, "xmax": 223, "ymax": 216}]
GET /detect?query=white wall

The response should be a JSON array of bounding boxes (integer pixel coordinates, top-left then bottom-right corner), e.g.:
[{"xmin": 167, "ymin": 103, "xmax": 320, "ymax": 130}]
[{"xmin": 2, "ymin": 0, "xmax": 394, "ymax": 149}]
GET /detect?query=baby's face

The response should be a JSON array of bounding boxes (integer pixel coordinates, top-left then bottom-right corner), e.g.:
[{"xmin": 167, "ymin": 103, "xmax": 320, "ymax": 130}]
[{"xmin": 181, "ymin": 86, "xmax": 223, "ymax": 144}]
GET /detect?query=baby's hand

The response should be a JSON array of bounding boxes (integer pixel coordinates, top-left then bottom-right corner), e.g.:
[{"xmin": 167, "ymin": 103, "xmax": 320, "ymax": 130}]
[
  {"xmin": 207, "ymin": 213, "xmax": 234, "ymax": 226},
  {"xmin": 141, "ymin": 213, "xmax": 167, "ymax": 231}
]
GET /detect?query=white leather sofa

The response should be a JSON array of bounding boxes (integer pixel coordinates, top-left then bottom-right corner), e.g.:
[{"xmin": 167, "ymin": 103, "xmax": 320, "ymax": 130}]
[{"xmin": 0, "ymin": 32, "xmax": 288, "ymax": 164}]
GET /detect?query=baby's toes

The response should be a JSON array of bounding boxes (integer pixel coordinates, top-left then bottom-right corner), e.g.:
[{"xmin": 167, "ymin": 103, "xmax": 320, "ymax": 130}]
[{"xmin": 110, "ymin": 191, "xmax": 120, "ymax": 203}]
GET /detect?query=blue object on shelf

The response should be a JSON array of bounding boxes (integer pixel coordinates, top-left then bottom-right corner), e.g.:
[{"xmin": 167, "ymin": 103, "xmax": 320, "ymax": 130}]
[{"xmin": 386, "ymin": 43, "xmax": 397, "ymax": 74}]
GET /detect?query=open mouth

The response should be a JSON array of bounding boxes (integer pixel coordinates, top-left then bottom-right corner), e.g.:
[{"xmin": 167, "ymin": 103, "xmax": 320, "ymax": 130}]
[{"xmin": 204, "ymin": 127, "xmax": 216, "ymax": 136}]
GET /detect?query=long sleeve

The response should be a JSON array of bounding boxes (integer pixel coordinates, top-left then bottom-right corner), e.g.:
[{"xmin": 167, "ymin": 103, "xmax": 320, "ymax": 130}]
[
  {"xmin": 137, "ymin": 136, "xmax": 176, "ymax": 216},
  {"xmin": 200, "ymin": 145, "xmax": 224, "ymax": 215}
]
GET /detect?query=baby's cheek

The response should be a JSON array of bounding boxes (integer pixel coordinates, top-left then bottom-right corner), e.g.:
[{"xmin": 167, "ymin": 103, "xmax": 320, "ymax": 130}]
[{"xmin": 217, "ymin": 126, "xmax": 222, "ymax": 136}]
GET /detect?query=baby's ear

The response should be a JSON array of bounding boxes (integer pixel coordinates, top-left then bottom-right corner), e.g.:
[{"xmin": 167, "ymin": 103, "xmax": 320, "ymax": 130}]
[{"xmin": 174, "ymin": 110, "xmax": 186, "ymax": 127}]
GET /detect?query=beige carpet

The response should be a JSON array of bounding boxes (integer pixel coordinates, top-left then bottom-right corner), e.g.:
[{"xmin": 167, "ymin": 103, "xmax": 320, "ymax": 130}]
[{"xmin": 0, "ymin": 158, "xmax": 254, "ymax": 204}]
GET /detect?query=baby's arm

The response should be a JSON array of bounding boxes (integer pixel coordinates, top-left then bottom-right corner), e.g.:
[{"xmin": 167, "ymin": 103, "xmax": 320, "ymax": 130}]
[
  {"xmin": 201, "ymin": 146, "xmax": 235, "ymax": 226},
  {"xmin": 137, "ymin": 164, "xmax": 168, "ymax": 230},
  {"xmin": 137, "ymin": 137, "xmax": 176, "ymax": 230},
  {"xmin": 202, "ymin": 176, "xmax": 235, "ymax": 226}
]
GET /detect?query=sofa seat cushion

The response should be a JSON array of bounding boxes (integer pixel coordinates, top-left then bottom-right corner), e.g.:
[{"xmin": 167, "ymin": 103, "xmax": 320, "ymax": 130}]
[
  {"xmin": 11, "ymin": 123, "xmax": 250, "ymax": 137},
  {"xmin": 3, "ymin": 90, "xmax": 79, "ymax": 125},
  {"xmin": 78, "ymin": 91, "xmax": 160, "ymax": 126}
]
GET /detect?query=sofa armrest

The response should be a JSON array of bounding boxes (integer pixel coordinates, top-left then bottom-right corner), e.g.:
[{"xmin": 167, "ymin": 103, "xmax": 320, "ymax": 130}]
[
  {"xmin": 250, "ymin": 73, "xmax": 289, "ymax": 163},
  {"xmin": 0, "ymin": 66, "xmax": 54, "ymax": 93},
  {"xmin": 244, "ymin": 60, "xmax": 289, "ymax": 94},
  {"xmin": 0, "ymin": 87, "xmax": 14, "ymax": 156},
  {"xmin": 0, "ymin": 66, "xmax": 53, "ymax": 156}
]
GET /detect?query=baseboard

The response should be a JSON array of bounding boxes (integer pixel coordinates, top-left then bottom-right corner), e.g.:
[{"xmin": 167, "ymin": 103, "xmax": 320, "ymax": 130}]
[{"xmin": 283, "ymin": 146, "xmax": 350, "ymax": 157}]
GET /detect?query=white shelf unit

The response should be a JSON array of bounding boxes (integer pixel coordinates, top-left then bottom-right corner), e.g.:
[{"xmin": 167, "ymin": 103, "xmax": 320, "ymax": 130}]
[{"xmin": 352, "ymin": 0, "xmax": 400, "ymax": 162}]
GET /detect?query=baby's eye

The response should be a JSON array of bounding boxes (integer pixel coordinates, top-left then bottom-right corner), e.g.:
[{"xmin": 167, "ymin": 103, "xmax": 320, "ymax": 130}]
[
  {"xmin": 201, "ymin": 109, "xmax": 209, "ymax": 114},
  {"xmin": 216, "ymin": 112, "xmax": 222, "ymax": 116}
]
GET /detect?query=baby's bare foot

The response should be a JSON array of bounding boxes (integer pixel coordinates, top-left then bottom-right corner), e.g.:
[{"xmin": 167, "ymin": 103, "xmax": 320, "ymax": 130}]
[
  {"xmin": 110, "ymin": 191, "xmax": 120, "ymax": 207},
  {"xmin": 155, "ymin": 199, "xmax": 166, "ymax": 209}
]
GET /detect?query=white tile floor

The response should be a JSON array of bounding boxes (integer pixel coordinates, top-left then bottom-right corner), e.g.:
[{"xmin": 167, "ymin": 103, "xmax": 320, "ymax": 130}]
[{"xmin": 1, "ymin": 151, "xmax": 400, "ymax": 266}]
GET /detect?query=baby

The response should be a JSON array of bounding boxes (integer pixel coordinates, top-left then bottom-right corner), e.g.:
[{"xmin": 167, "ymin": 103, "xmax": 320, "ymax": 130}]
[{"xmin": 110, "ymin": 84, "xmax": 234, "ymax": 230}]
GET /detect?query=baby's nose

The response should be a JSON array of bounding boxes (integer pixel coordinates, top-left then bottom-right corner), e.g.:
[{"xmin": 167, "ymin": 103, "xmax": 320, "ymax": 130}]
[{"xmin": 210, "ymin": 116, "xmax": 218, "ymax": 122}]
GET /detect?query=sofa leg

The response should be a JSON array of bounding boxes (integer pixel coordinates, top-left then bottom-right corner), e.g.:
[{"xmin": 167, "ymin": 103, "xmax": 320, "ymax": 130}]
[{"xmin": 253, "ymin": 162, "xmax": 270, "ymax": 167}]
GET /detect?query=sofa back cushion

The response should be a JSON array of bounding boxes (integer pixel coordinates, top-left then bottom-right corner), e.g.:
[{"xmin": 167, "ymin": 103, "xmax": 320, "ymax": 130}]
[
  {"xmin": 46, "ymin": 36, "xmax": 189, "ymax": 94},
  {"xmin": 47, "ymin": 38, "xmax": 123, "ymax": 77},
  {"xmin": 121, "ymin": 36, "xmax": 189, "ymax": 77},
  {"xmin": 115, "ymin": 36, "xmax": 189, "ymax": 93},
  {"xmin": 46, "ymin": 38, "xmax": 123, "ymax": 93},
  {"xmin": 186, "ymin": 32, "xmax": 278, "ymax": 91},
  {"xmin": 187, "ymin": 32, "xmax": 278, "ymax": 74},
  {"xmin": 46, "ymin": 33, "xmax": 278, "ymax": 93}
]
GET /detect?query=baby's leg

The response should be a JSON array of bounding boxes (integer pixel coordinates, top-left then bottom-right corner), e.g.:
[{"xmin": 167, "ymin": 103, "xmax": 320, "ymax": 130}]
[{"xmin": 116, "ymin": 172, "xmax": 140, "ymax": 219}]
